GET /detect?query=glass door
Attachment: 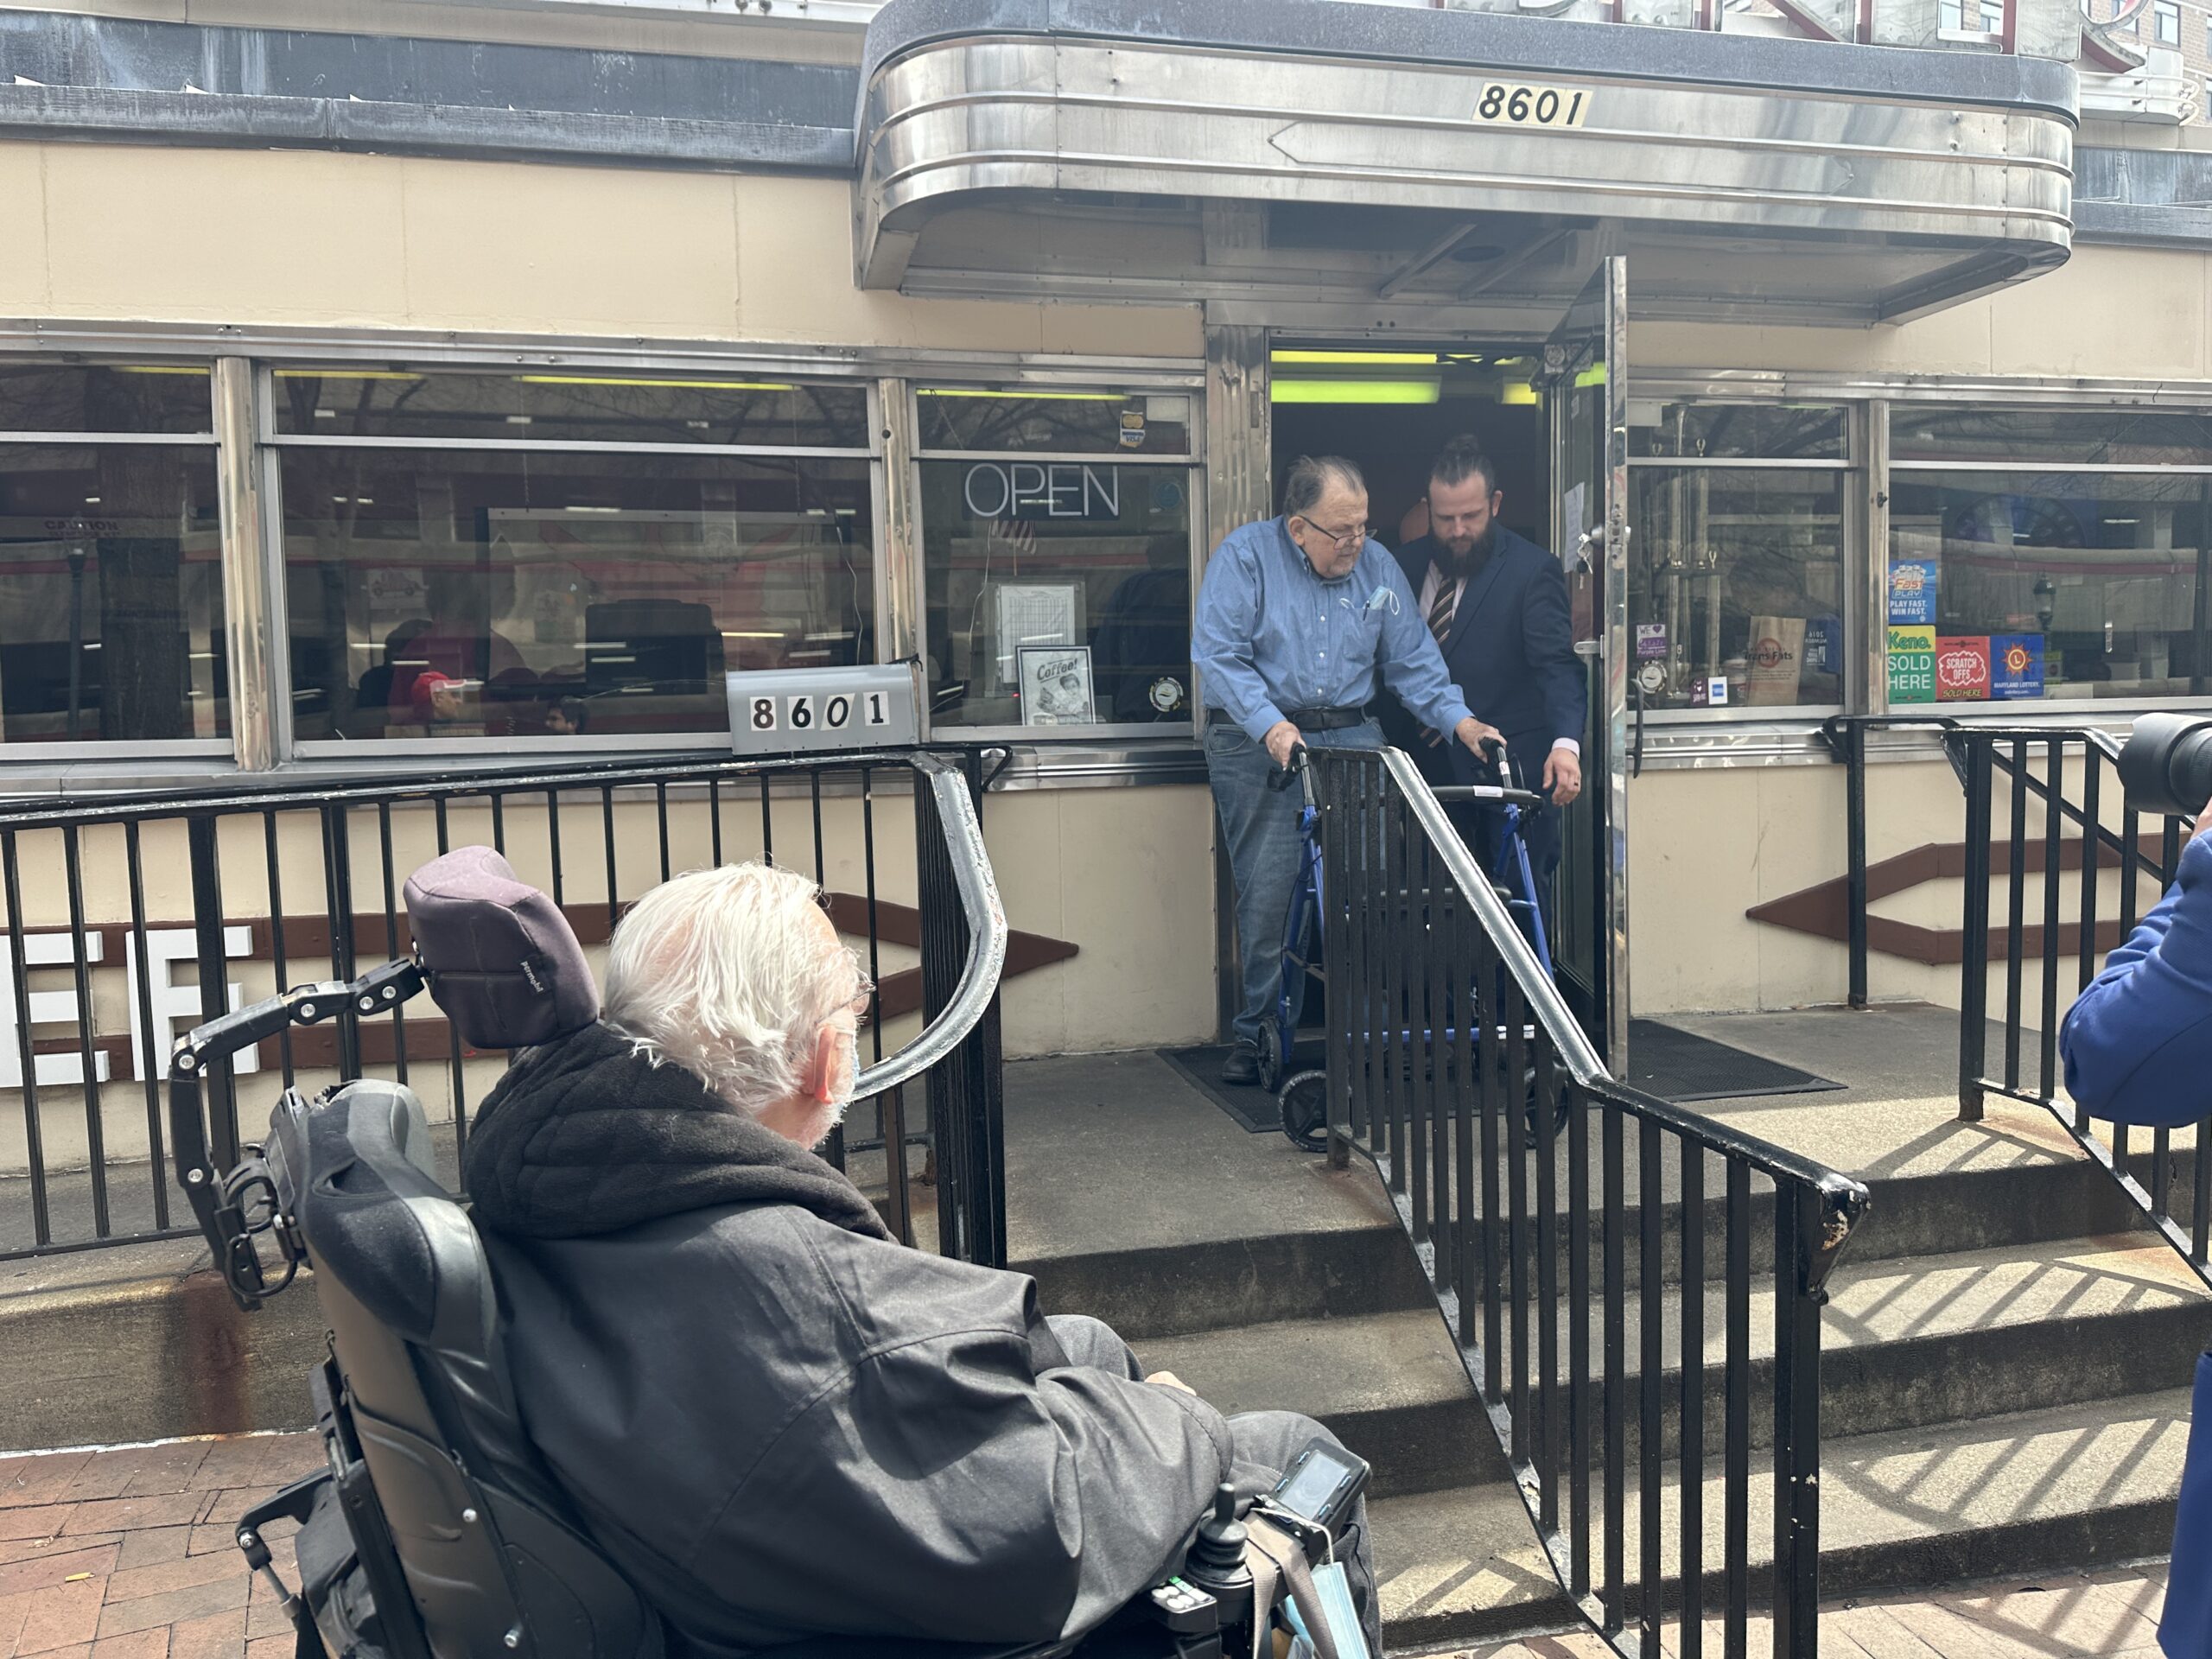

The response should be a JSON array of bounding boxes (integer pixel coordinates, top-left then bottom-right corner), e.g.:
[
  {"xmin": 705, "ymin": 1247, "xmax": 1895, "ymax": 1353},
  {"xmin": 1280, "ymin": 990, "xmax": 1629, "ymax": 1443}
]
[{"xmin": 1545, "ymin": 258, "xmax": 1630, "ymax": 1067}]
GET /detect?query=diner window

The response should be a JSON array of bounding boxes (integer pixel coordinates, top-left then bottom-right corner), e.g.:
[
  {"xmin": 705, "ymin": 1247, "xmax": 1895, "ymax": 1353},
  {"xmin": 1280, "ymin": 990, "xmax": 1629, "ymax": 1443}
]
[
  {"xmin": 271, "ymin": 370, "xmax": 874, "ymax": 743},
  {"xmin": 1938, "ymin": 0, "xmax": 2005, "ymax": 28},
  {"xmin": 916, "ymin": 388, "xmax": 1198, "ymax": 731},
  {"xmin": 1889, "ymin": 407, "xmax": 2212, "ymax": 704},
  {"xmin": 1626, "ymin": 404, "xmax": 1850, "ymax": 712},
  {"xmin": 0, "ymin": 365, "xmax": 226, "ymax": 745}
]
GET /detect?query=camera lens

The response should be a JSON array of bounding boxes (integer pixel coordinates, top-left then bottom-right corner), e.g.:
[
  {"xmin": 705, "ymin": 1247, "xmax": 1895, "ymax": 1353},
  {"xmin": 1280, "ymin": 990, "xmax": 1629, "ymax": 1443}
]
[{"xmin": 2117, "ymin": 713, "xmax": 2212, "ymax": 817}]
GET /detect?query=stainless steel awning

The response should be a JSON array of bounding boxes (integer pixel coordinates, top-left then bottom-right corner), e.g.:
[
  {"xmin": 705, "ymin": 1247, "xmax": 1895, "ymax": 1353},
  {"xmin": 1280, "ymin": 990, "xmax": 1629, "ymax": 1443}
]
[{"xmin": 856, "ymin": 0, "xmax": 2077, "ymax": 326}]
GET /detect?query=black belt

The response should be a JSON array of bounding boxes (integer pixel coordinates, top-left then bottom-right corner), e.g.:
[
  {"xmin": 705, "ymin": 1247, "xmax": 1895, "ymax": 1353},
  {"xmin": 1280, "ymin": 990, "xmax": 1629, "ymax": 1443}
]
[{"xmin": 1208, "ymin": 706, "xmax": 1367, "ymax": 731}]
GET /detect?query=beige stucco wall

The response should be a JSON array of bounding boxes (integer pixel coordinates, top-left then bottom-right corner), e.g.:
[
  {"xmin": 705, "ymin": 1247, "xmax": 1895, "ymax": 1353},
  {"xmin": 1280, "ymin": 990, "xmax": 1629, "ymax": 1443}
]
[
  {"xmin": 1629, "ymin": 752, "xmax": 2166, "ymax": 1024},
  {"xmin": 1636, "ymin": 243, "xmax": 2212, "ymax": 382},
  {"xmin": 0, "ymin": 143, "xmax": 1205, "ymax": 358},
  {"xmin": 1629, "ymin": 760, "xmax": 1951, "ymax": 1015}
]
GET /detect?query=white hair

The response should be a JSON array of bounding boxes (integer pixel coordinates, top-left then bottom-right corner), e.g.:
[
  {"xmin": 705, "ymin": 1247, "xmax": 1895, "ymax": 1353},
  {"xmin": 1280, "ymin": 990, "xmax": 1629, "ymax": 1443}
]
[{"xmin": 602, "ymin": 861, "xmax": 868, "ymax": 1117}]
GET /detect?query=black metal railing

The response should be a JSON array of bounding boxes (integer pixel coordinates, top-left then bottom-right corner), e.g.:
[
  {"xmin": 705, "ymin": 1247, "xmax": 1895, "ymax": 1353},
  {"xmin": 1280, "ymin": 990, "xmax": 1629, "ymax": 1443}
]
[
  {"xmin": 1303, "ymin": 747, "xmax": 1868, "ymax": 1659},
  {"xmin": 0, "ymin": 747, "xmax": 1009, "ymax": 1265},
  {"xmin": 1945, "ymin": 725, "xmax": 2211, "ymax": 1282}
]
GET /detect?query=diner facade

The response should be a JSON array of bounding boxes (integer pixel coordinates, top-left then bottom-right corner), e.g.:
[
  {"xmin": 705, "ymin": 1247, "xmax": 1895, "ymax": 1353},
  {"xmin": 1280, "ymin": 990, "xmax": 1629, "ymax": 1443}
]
[{"xmin": 3, "ymin": 0, "xmax": 2211, "ymax": 1054}]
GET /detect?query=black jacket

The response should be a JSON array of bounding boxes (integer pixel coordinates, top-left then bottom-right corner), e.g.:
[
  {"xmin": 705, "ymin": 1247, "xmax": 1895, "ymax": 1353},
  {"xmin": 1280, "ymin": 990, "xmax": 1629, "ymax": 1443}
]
[
  {"xmin": 462, "ymin": 1024, "xmax": 1233, "ymax": 1656},
  {"xmin": 1379, "ymin": 528, "xmax": 1587, "ymax": 785}
]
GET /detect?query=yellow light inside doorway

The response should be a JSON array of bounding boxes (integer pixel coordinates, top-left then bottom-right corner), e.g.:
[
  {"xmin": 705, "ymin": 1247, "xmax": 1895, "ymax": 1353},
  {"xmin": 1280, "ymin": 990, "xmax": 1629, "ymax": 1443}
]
[
  {"xmin": 1499, "ymin": 382, "xmax": 1541, "ymax": 406},
  {"xmin": 1269, "ymin": 351, "xmax": 1440, "ymax": 365},
  {"xmin": 916, "ymin": 388, "xmax": 1127, "ymax": 401},
  {"xmin": 1270, "ymin": 378, "xmax": 1442, "ymax": 405}
]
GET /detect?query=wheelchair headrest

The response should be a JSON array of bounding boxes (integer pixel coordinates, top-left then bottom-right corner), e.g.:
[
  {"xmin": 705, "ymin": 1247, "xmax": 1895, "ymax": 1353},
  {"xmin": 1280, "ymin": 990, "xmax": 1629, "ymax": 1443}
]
[{"xmin": 404, "ymin": 846, "xmax": 599, "ymax": 1049}]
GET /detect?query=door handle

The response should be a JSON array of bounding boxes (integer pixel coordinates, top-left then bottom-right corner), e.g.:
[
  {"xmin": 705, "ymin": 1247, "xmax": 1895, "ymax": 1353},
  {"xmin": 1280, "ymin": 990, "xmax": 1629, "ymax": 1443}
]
[{"xmin": 1631, "ymin": 681, "xmax": 1647, "ymax": 779}]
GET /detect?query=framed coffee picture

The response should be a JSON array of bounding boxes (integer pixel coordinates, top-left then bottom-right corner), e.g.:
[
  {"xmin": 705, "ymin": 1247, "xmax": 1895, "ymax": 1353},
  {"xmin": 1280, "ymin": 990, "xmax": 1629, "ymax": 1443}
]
[{"xmin": 1016, "ymin": 645, "xmax": 1097, "ymax": 726}]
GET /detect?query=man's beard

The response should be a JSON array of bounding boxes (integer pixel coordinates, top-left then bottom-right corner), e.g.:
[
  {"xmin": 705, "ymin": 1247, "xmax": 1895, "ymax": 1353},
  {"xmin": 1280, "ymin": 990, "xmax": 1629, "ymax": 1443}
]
[{"xmin": 1442, "ymin": 523, "xmax": 1498, "ymax": 578}]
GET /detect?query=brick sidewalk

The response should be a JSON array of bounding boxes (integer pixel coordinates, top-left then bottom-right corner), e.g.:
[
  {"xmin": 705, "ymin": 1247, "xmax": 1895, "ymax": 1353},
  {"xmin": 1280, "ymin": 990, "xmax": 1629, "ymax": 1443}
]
[
  {"xmin": 1465, "ymin": 1567, "xmax": 2171, "ymax": 1658},
  {"xmin": 1, "ymin": 1436, "xmax": 322, "ymax": 1659},
  {"xmin": 0, "ymin": 1433, "xmax": 2179, "ymax": 1659}
]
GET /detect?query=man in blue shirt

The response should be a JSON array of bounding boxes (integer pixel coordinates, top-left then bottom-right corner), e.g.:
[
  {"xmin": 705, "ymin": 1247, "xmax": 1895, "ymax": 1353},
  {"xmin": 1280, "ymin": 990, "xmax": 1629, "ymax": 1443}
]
[{"xmin": 1192, "ymin": 454, "xmax": 1503, "ymax": 1085}]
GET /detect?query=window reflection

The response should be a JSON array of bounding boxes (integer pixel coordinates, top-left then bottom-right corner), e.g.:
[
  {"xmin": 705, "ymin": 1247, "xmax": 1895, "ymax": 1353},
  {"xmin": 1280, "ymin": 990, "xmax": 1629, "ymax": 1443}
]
[
  {"xmin": 1628, "ymin": 469, "xmax": 1847, "ymax": 709},
  {"xmin": 920, "ymin": 459, "xmax": 1192, "ymax": 728},
  {"xmin": 282, "ymin": 450, "xmax": 872, "ymax": 741},
  {"xmin": 1890, "ymin": 471, "xmax": 2212, "ymax": 701},
  {"xmin": 0, "ymin": 446, "xmax": 227, "ymax": 741}
]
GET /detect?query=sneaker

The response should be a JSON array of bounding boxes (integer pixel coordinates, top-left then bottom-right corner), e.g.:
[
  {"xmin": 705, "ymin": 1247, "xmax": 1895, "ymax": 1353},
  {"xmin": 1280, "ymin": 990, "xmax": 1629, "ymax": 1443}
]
[{"xmin": 1220, "ymin": 1044, "xmax": 1262, "ymax": 1087}]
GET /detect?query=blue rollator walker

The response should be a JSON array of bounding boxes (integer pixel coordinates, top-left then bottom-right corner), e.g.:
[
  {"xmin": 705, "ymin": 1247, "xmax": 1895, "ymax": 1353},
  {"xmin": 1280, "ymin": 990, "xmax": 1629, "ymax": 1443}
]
[{"xmin": 1265, "ymin": 740, "xmax": 1554, "ymax": 1151}]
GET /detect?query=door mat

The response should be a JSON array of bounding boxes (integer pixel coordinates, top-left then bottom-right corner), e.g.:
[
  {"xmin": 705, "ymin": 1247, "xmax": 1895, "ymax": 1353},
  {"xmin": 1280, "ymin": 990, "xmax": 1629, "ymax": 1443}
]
[
  {"xmin": 1159, "ymin": 1041, "xmax": 1323, "ymax": 1135},
  {"xmin": 1624, "ymin": 1020, "xmax": 1843, "ymax": 1103}
]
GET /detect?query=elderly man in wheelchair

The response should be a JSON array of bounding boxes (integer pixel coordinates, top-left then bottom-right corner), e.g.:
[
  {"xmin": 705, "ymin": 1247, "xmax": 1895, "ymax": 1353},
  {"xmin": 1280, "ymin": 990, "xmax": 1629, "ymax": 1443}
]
[{"xmin": 168, "ymin": 849, "xmax": 1380, "ymax": 1659}]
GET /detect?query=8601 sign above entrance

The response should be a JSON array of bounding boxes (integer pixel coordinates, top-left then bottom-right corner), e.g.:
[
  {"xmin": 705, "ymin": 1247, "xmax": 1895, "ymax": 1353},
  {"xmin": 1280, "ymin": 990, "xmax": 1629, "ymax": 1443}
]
[{"xmin": 726, "ymin": 664, "xmax": 921, "ymax": 756}]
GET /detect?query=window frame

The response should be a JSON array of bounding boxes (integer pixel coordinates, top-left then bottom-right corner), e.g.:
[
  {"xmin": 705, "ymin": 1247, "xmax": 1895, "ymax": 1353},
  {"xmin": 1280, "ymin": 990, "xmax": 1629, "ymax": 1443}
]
[
  {"xmin": 908, "ymin": 382, "xmax": 1206, "ymax": 743},
  {"xmin": 0, "ymin": 364, "xmax": 232, "ymax": 760},
  {"xmin": 2157, "ymin": 0, "xmax": 2181, "ymax": 43},
  {"xmin": 260, "ymin": 364, "xmax": 889, "ymax": 760}
]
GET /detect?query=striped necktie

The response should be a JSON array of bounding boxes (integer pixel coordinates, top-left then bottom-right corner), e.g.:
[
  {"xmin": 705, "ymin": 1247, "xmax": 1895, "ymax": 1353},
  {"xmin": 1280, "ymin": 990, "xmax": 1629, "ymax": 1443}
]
[{"xmin": 1427, "ymin": 573, "xmax": 1459, "ymax": 646}]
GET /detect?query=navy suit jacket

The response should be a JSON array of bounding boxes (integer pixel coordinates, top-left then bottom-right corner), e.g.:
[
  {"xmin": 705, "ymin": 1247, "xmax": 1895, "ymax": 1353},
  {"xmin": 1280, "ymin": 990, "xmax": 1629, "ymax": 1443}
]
[{"xmin": 1379, "ymin": 527, "xmax": 1588, "ymax": 785}]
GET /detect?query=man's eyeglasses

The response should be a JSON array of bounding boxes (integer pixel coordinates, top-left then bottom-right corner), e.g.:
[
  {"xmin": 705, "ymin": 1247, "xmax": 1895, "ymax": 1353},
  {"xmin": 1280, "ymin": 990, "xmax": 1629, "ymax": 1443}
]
[{"xmin": 1294, "ymin": 516, "xmax": 1369, "ymax": 550}]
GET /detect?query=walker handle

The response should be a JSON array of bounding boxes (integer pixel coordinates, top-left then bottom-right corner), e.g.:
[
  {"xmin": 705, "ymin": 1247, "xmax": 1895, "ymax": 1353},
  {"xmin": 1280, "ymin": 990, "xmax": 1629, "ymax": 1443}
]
[
  {"xmin": 1267, "ymin": 742, "xmax": 1310, "ymax": 791},
  {"xmin": 1434, "ymin": 785, "xmax": 1546, "ymax": 809}
]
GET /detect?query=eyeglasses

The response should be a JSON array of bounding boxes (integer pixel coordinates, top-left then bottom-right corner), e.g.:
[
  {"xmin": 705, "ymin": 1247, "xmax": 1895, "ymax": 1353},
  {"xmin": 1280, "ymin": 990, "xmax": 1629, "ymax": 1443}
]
[{"xmin": 1294, "ymin": 515, "xmax": 1369, "ymax": 550}]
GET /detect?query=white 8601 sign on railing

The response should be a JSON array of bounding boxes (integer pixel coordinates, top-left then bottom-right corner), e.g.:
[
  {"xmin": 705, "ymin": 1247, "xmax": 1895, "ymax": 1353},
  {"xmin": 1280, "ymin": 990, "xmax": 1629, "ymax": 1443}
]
[{"xmin": 725, "ymin": 664, "xmax": 922, "ymax": 755}]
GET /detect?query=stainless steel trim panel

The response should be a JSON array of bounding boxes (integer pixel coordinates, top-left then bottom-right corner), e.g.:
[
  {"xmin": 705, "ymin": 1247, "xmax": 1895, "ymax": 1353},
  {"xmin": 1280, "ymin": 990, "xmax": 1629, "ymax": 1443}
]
[
  {"xmin": 0, "ymin": 321, "xmax": 1206, "ymax": 385},
  {"xmin": 0, "ymin": 11, "xmax": 858, "ymax": 170},
  {"xmin": 213, "ymin": 359, "xmax": 276, "ymax": 773},
  {"xmin": 858, "ymin": 0, "xmax": 2076, "ymax": 320},
  {"xmin": 861, "ymin": 0, "xmax": 2076, "ymax": 116}
]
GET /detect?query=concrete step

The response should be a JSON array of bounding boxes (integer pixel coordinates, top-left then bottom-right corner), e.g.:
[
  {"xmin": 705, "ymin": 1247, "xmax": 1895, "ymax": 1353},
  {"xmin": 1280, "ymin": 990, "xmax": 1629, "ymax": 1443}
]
[
  {"xmin": 1370, "ymin": 1483, "xmax": 1574, "ymax": 1651},
  {"xmin": 1138, "ymin": 1307, "xmax": 1508, "ymax": 1499},
  {"xmin": 1368, "ymin": 1384, "xmax": 2191, "ymax": 1651},
  {"xmin": 0, "ymin": 1236, "xmax": 325, "ymax": 1452},
  {"xmin": 1128, "ymin": 1229, "xmax": 2209, "ymax": 1510},
  {"xmin": 1503, "ymin": 1233, "xmax": 2212, "ymax": 1465}
]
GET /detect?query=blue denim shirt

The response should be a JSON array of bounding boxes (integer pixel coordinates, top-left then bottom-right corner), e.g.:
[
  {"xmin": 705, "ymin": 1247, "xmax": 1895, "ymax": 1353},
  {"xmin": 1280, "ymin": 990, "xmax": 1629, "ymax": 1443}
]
[{"xmin": 1191, "ymin": 517, "xmax": 1475, "ymax": 743}]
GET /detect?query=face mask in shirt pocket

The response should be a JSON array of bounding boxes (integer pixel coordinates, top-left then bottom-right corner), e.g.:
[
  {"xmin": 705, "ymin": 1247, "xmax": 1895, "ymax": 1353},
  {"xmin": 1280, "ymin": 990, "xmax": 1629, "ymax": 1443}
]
[{"xmin": 1356, "ymin": 588, "xmax": 1395, "ymax": 651}]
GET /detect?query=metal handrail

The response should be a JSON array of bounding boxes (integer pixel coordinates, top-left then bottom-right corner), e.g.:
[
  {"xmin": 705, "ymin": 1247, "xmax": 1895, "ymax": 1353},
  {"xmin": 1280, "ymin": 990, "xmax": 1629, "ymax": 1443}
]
[
  {"xmin": 1382, "ymin": 747, "xmax": 1867, "ymax": 1208},
  {"xmin": 0, "ymin": 741, "xmax": 1010, "ymax": 1262},
  {"xmin": 855, "ymin": 753, "xmax": 1007, "ymax": 1103}
]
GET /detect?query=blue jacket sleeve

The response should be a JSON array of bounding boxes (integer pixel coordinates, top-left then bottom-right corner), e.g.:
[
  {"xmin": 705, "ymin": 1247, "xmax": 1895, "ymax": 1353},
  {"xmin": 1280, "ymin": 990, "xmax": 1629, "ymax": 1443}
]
[
  {"xmin": 1374, "ymin": 556, "xmax": 1475, "ymax": 737},
  {"xmin": 1190, "ymin": 537, "xmax": 1286, "ymax": 742},
  {"xmin": 1522, "ymin": 556, "xmax": 1587, "ymax": 747},
  {"xmin": 2060, "ymin": 832, "xmax": 2212, "ymax": 1127}
]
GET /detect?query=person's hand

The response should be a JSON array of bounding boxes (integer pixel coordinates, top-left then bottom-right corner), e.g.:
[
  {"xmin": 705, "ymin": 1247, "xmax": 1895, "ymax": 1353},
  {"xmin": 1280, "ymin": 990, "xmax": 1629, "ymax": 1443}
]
[
  {"xmin": 2195, "ymin": 798, "xmax": 2212, "ymax": 842},
  {"xmin": 1453, "ymin": 715, "xmax": 1505, "ymax": 760},
  {"xmin": 1262, "ymin": 721, "xmax": 1304, "ymax": 770},
  {"xmin": 1544, "ymin": 747, "xmax": 1583, "ymax": 807},
  {"xmin": 1146, "ymin": 1370, "xmax": 1197, "ymax": 1396}
]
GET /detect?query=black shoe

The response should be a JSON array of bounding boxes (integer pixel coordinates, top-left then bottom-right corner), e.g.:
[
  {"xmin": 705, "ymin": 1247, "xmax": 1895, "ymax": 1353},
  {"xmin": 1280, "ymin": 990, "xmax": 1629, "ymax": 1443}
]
[{"xmin": 1220, "ymin": 1045, "xmax": 1262, "ymax": 1087}]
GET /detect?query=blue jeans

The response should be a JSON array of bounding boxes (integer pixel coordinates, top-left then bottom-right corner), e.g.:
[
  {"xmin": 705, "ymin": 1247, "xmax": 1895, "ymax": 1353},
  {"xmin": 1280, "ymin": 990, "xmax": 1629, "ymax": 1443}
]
[{"xmin": 1205, "ymin": 717, "xmax": 1384, "ymax": 1049}]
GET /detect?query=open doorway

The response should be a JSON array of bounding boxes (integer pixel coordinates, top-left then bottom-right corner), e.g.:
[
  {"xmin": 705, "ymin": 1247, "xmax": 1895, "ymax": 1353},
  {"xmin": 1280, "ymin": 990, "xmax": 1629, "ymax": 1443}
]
[{"xmin": 1267, "ymin": 345, "xmax": 1552, "ymax": 556}]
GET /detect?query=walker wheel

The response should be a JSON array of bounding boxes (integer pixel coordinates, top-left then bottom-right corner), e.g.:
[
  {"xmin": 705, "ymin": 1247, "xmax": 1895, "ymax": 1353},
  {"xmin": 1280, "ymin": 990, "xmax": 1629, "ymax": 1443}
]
[
  {"xmin": 1256, "ymin": 1014, "xmax": 1285, "ymax": 1093},
  {"xmin": 1280, "ymin": 1071, "xmax": 1330, "ymax": 1154}
]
